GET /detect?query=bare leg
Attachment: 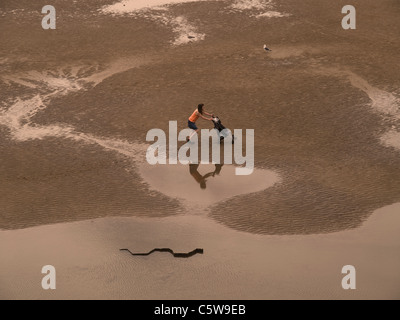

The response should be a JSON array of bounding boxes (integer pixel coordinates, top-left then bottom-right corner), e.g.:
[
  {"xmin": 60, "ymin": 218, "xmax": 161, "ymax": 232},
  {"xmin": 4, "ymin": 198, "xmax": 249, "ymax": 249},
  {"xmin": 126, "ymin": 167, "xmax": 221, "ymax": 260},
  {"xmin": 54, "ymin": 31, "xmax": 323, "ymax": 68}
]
[{"xmin": 188, "ymin": 129, "xmax": 198, "ymax": 141}]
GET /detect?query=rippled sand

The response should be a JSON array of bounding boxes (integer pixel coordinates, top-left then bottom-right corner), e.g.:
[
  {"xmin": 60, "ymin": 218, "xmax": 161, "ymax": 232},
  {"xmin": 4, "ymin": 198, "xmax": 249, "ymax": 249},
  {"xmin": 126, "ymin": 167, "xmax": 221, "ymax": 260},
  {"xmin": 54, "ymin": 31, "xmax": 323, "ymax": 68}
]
[{"xmin": 0, "ymin": 0, "xmax": 399, "ymax": 299}]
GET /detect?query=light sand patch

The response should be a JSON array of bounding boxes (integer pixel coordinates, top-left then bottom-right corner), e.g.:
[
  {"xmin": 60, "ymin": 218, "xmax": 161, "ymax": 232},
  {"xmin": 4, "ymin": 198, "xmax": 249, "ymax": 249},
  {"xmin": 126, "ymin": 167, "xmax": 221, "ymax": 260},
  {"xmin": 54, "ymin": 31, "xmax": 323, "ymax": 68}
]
[
  {"xmin": 2, "ymin": 58, "xmax": 150, "ymax": 91},
  {"xmin": 315, "ymin": 68, "xmax": 400, "ymax": 120},
  {"xmin": 341, "ymin": 71, "xmax": 400, "ymax": 151},
  {"xmin": 255, "ymin": 11, "xmax": 290, "ymax": 18},
  {"xmin": 230, "ymin": 0, "xmax": 272, "ymax": 11},
  {"xmin": 380, "ymin": 129, "xmax": 400, "ymax": 151},
  {"xmin": 0, "ymin": 60, "xmax": 152, "ymax": 160},
  {"xmin": 0, "ymin": 58, "xmax": 150, "ymax": 142},
  {"xmin": 145, "ymin": 12, "xmax": 205, "ymax": 45},
  {"xmin": 101, "ymin": 0, "xmax": 206, "ymax": 14},
  {"xmin": 82, "ymin": 57, "xmax": 151, "ymax": 86},
  {"xmin": 0, "ymin": 95, "xmax": 75, "ymax": 141},
  {"xmin": 168, "ymin": 16, "xmax": 205, "ymax": 45},
  {"xmin": 3, "ymin": 69, "xmax": 85, "ymax": 94},
  {"xmin": 101, "ymin": 0, "xmax": 288, "ymax": 46},
  {"xmin": 313, "ymin": 67, "xmax": 400, "ymax": 151},
  {"xmin": 346, "ymin": 72, "xmax": 400, "ymax": 120},
  {"xmin": 0, "ymin": 57, "xmax": 9, "ymax": 64},
  {"xmin": 0, "ymin": 92, "xmax": 148, "ymax": 161},
  {"xmin": 229, "ymin": 0, "xmax": 290, "ymax": 19},
  {"xmin": 101, "ymin": 2, "xmax": 205, "ymax": 46}
]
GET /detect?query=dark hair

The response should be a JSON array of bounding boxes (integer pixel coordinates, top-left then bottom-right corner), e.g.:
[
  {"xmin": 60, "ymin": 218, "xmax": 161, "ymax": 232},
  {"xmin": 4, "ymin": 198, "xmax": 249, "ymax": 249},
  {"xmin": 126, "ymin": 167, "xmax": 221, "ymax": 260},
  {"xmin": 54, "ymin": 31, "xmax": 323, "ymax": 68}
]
[{"xmin": 197, "ymin": 103, "xmax": 204, "ymax": 115}]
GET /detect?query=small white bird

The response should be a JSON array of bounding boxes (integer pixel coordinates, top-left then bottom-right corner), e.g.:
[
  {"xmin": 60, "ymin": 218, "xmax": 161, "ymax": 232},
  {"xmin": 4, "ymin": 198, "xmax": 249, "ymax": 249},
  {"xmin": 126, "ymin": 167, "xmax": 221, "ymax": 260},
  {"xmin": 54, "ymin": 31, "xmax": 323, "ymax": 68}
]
[{"xmin": 263, "ymin": 44, "xmax": 272, "ymax": 52}]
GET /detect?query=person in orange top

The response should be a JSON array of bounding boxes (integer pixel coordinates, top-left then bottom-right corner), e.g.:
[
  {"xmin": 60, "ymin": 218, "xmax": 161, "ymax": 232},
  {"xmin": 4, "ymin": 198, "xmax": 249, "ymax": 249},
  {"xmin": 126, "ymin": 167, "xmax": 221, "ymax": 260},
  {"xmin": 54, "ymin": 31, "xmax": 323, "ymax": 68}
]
[{"xmin": 187, "ymin": 103, "xmax": 214, "ymax": 141}]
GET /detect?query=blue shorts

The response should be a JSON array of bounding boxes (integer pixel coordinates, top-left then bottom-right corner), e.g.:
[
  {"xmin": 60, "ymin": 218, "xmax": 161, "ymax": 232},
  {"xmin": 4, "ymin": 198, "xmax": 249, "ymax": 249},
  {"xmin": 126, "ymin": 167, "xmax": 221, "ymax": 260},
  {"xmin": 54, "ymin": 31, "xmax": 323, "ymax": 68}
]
[{"xmin": 188, "ymin": 120, "xmax": 198, "ymax": 130}]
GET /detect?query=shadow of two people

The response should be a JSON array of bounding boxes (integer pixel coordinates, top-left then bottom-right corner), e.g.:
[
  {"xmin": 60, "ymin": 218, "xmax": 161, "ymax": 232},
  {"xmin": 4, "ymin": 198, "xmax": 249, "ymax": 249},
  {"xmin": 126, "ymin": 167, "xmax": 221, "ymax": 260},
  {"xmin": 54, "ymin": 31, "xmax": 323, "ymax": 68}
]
[{"xmin": 189, "ymin": 163, "xmax": 224, "ymax": 189}]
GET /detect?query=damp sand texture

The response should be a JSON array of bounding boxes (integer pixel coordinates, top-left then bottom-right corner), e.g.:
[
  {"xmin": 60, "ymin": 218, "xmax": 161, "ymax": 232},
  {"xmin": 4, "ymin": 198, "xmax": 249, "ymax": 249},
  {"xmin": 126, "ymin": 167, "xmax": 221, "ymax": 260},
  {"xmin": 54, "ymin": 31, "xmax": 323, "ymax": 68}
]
[{"xmin": 1, "ymin": 0, "xmax": 400, "ymax": 299}]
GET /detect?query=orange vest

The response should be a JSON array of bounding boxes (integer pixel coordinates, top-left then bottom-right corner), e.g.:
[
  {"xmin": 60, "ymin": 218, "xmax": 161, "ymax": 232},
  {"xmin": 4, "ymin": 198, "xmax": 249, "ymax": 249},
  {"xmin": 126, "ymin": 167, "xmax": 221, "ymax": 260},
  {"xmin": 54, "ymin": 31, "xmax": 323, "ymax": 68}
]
[{"xmin": 189, "ymin": 109, "xmax": 200, "ymax": 122}]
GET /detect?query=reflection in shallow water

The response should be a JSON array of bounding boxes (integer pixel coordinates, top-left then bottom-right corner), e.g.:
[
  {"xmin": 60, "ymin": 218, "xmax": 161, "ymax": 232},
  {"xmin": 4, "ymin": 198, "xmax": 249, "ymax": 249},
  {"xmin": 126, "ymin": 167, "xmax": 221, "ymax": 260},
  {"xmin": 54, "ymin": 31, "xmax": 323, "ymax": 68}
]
[
  {"xmin": 138, "ymin": 162, "xmax": 280, "ymax": 207},
  {"xmin": 1, "ymin": 0, "xmax": 400, "ymax": 238},
  {"xmin": 1, "ymin": 203, "xmax": 399, "ymax": 299},
  {"xmin": 120, "ymin": 247, "xmax": 204, "ymax": 258},
  {"xmin": 189, "ymin": 163, "xmax": 223, "ymax": 189}
]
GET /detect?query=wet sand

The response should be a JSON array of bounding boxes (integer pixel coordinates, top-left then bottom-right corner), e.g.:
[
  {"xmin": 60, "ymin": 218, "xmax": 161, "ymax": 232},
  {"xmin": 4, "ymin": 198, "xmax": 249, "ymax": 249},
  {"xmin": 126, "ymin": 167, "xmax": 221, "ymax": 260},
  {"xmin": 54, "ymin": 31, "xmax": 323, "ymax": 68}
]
[
  {"xmin": 1, "ymin": 0, "xmax": 400, "ymax": 299},
  {"xmin": 1, "ymin": 203, "xmax": 399, "ymax": 300}
]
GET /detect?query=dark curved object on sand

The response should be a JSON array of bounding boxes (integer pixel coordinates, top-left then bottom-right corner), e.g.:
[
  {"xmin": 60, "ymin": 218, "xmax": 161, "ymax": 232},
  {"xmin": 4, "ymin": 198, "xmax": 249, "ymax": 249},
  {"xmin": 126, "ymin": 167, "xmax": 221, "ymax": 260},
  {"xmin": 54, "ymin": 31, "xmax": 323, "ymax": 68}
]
[{"xmin": 120, "ymin": 248, "xmax": 204, "ymax": 258}]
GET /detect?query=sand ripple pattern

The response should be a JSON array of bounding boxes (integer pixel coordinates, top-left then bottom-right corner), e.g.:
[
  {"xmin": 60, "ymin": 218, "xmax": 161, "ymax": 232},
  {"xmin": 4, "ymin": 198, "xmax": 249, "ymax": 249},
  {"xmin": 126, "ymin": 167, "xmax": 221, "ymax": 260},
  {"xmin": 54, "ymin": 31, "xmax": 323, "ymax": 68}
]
[
  {"xmin": 211, "ymin": 68, "xmax": 400, "ymax": 235},
  {"xmin": 0, "ymin": 60, "xmax": 181, "ymax": 230}
]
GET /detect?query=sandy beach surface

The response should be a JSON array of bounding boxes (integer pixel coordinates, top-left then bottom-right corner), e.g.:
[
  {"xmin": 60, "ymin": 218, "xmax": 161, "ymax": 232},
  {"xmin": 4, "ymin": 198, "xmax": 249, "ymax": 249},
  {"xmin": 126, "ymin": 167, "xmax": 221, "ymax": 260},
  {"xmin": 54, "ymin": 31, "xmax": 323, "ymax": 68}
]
[
  {"xmin": 0, "ymin": 0, "xmax": 399, "ymax": 299},
  {"xmin": 1, "ymin": 203, "xmax": 399, "ymax": 300}
]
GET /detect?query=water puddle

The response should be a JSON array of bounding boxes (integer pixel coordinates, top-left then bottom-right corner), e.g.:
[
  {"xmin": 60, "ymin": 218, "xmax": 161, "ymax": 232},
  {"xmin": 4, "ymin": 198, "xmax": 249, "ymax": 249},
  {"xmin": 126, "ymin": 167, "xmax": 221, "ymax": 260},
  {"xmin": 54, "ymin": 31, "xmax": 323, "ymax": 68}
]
[{"xmin": 138, "ymin": 162, "xmax": 280, "ymax": 207}]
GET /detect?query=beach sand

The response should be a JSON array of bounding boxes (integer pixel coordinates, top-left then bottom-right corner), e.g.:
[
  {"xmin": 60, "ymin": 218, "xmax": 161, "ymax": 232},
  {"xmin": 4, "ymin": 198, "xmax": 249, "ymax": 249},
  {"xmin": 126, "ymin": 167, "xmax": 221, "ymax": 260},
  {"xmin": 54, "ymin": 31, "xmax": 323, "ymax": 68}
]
[
  {"xmin": 1, "ymin": 203, "xmax": 399, "ymax": 300},
  {"xmin": 0, "ymin": 0, "xmax": 399, "ymax": 299}
]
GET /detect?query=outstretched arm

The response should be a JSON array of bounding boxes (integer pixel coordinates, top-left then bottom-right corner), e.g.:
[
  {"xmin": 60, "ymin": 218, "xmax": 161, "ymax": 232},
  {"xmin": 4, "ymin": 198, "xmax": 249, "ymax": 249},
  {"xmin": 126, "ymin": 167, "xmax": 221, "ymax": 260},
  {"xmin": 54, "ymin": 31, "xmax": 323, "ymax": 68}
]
[
  {"xmin": 203, "ymin": 172, "xmax": 214, "ymax": 179},
  {"xmin": 203, "ymin": 110, "xmax": 214, "ymax": 117},
  {"xmin": 199, "ymin": 113, "xmax": 213, "ymax": 121}
]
